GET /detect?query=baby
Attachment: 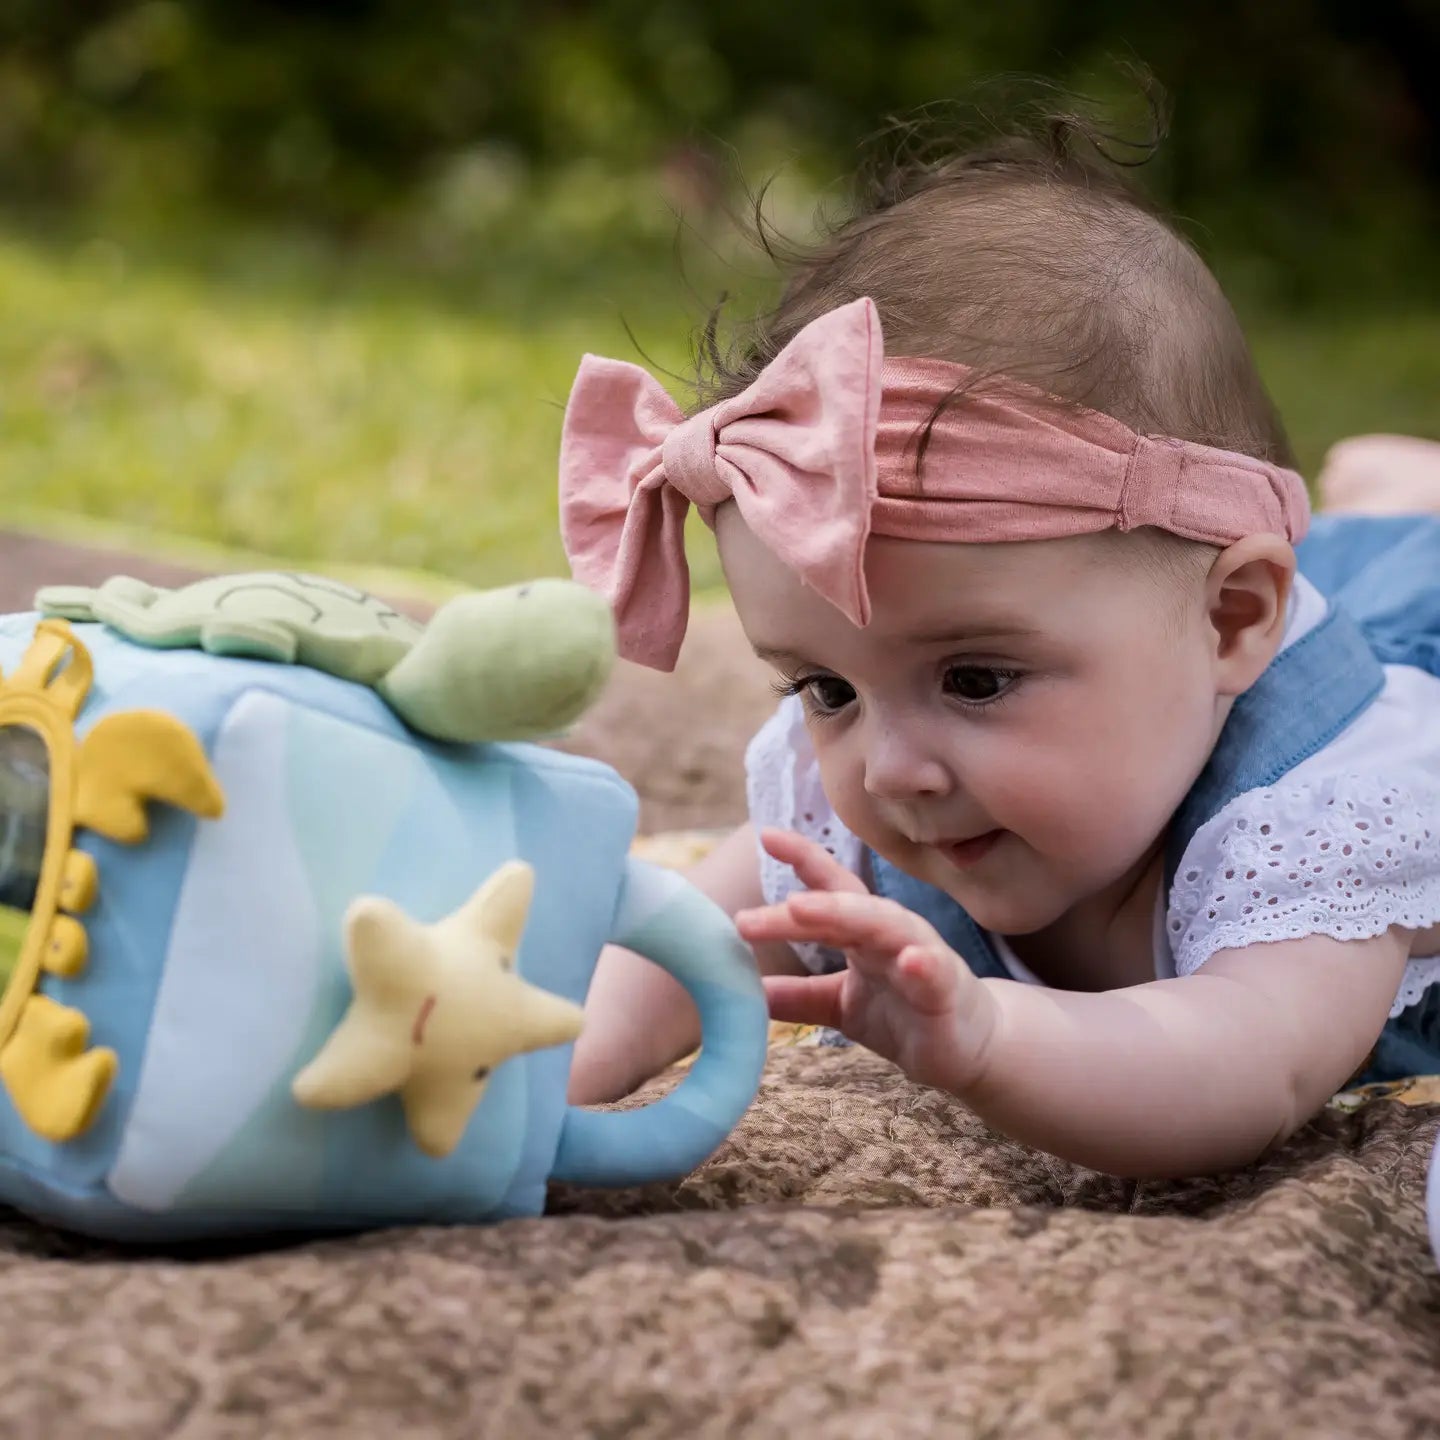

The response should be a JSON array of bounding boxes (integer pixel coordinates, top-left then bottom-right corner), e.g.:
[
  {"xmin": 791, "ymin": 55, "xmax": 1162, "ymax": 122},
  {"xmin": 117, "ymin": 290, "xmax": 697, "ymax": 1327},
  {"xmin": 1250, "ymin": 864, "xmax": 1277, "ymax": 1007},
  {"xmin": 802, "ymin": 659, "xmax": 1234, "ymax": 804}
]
[{"xmin": 558, "ymin": 119, "xmax": 1440, "ymax": 1178}]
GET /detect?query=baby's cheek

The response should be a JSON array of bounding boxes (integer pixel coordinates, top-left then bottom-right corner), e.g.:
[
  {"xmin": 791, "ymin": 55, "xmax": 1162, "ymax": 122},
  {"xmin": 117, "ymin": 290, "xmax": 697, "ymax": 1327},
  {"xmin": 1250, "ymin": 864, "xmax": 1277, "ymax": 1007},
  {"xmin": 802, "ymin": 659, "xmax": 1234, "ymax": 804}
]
[
  {"xmin": 990, "ymin": 758, "xmax": 1102, "ymax": 847},
  {"xmin": 821, "ymin": 775, "xmax": 874, "ymax": 842},
  {"xmin": 811, "ymin": 751, "xmax": 884, "ymax": 845},
  {"xmin": 989, "ymin": 742, "xmax": 1159, "ymax": 861}
]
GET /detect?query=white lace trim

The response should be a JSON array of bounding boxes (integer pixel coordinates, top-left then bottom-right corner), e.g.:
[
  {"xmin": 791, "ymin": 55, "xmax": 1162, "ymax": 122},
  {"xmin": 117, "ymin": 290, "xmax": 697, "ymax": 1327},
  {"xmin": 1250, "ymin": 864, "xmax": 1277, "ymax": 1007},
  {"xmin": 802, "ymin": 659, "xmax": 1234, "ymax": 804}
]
[
  {"xmin": 1168, "ymin": 771, "xmax": 1440, "ymax": 1018},
  {"xmin": 744, "ymin": 696, "xmax": 862, "ymax": 974},
  {"xmin": 1393, "ymin": 956, "xmax": 1440, "ymax": 1014}
]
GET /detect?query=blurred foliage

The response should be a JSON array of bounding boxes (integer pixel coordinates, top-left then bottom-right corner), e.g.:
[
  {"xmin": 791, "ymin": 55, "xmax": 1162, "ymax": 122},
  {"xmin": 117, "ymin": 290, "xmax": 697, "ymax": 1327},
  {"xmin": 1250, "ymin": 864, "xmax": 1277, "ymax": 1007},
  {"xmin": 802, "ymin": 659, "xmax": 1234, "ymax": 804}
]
[
  {"xmin": 3, "ymin": 220, "xmax": 1437, "ymax": 589},
  {"xmin": 0, "ymin": 217, "xmax": 744, "ymax": 587},
  {"xmin": 0, "ymin": 1, "xmax": 1437, "ymax": 305},
  {"xmin": 1, "ymin": 4, "xmax": 1437, "ymax": 583}
]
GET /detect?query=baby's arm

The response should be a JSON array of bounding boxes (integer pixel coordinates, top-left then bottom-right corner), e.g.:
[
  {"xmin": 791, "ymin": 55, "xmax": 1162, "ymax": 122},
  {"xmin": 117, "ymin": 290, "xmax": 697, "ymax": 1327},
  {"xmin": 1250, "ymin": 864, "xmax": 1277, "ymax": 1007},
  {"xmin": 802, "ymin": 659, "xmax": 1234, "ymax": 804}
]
[
  {"xmin": 744, "ymin": 831, "xmax": 1410, "ymax": 1177},
  {"xmin": 567, "ymin": 822, "xmax": 806, "ymax": 1104},
  {"xmin": 958, "ymin": 930, "xmax": 1408, "ymax": 1176}
]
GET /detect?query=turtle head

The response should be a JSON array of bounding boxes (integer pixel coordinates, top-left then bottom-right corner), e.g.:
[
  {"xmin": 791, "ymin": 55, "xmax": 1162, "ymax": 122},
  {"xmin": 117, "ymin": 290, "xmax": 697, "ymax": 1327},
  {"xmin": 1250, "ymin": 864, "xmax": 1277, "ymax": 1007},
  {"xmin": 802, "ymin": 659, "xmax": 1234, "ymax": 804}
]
[{"xmin": 377, "ymin": 579, "xmax": 616, "ymax": 744}]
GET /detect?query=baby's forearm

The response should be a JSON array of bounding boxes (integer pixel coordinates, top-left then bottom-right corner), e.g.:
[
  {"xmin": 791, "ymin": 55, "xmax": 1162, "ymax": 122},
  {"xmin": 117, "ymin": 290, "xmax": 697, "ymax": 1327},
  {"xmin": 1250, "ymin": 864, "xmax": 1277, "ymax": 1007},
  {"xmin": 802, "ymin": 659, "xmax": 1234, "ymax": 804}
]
[
  {"xmin": 568, "ymin": 944, "xmax": 700, "ymax": 1103},
  {"xmin": 948, "ymin": 932, "xmax": 1406, "ymax": 1178},
  {"xmin": 954, "ymin": 976, "xmax": 1300, "ymax": 1176}
]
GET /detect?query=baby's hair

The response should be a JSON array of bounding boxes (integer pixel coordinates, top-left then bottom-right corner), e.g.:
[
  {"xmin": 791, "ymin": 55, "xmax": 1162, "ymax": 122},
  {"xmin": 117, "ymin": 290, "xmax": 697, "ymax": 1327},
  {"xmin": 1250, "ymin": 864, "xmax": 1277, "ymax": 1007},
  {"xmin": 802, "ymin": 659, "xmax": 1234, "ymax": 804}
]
[{"xmin": 695, "ymin": 85, "xmax": 1295, "ymax": 473}]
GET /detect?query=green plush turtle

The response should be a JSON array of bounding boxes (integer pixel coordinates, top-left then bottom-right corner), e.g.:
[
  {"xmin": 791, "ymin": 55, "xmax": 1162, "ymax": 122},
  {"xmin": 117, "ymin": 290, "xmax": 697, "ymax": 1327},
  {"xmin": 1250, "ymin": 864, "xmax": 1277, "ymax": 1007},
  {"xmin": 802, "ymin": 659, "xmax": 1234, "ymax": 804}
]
[{"xmin": 35, "ymin": 571, "xmax": 615, "ymax": 745}]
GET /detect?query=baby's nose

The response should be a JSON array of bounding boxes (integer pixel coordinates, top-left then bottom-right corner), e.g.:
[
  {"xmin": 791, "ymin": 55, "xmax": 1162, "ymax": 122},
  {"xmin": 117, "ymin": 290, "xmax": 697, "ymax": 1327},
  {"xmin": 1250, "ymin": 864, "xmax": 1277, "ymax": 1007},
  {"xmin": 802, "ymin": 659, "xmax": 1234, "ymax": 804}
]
[{"xmin": 862, "ymin": 721, "xmax": 954, "ymax": 801}]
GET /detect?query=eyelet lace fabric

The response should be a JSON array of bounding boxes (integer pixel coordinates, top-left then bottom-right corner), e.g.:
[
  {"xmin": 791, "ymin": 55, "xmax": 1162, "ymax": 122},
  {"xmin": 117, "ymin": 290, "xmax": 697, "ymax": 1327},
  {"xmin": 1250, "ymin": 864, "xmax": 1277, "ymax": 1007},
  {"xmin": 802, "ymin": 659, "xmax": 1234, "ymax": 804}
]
[
  {"xmin": 1168, "ymin": 772, "xmax": 1440, "ymax": 1017},
  {"xmin": 745, "ymin": 696, "xmax": 861, "ymax": 975}
]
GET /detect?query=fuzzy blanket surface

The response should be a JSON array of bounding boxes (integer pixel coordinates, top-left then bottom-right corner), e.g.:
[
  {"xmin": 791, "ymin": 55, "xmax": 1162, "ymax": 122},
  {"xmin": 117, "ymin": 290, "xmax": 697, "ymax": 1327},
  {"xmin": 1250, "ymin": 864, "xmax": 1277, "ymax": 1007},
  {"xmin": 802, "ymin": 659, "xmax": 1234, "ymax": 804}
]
[{"xmin": 2, "ymin": 1045, "xmax": 1438, "ymax": 1439}]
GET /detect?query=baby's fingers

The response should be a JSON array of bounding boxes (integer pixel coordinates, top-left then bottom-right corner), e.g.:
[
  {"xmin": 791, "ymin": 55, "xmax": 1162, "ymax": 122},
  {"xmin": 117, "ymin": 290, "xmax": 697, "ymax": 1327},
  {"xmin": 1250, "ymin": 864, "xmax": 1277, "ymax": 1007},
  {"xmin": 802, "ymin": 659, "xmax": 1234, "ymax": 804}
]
[
  {"xmin": 764, "ymin": 972, "xmax": 845, "ymax": 1029},
  {"xmin": 759, "ymin": 827, "xmax": 868, "ymax": 895},
  {"xmin": 789, "ymin": 888, "xmax": 946, "ymax": 967},
  {"xmin": 892, "ymin": 944, "xmax": 966, "ymax": 1018},
  {"xmin": 737, "ymin": 888, "xmax": 940, "ymax": 968}
]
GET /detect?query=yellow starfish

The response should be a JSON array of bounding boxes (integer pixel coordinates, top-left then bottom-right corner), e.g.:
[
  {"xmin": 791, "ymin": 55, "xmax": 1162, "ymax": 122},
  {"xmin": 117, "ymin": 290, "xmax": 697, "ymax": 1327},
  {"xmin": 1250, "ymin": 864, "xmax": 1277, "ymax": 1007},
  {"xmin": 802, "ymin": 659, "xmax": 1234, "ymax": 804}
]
[{"xmin": 291, "ymin": 861, "xmax": 584, "ymax": 1157}]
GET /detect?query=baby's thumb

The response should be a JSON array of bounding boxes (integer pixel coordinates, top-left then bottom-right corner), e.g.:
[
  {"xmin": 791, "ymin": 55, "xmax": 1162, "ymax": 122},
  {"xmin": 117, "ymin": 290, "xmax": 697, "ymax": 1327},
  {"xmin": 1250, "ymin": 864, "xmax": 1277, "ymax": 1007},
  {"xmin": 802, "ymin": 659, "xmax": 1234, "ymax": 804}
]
[{"xmin": 763, "ymin": 972, "xmax": 845, "ymax": 1031}]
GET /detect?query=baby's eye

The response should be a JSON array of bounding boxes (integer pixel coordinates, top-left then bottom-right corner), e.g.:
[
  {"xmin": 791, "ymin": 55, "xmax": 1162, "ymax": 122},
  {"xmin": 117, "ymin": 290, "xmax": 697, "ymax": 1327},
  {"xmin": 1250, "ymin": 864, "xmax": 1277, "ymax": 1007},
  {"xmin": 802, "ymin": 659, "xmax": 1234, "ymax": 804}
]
[
  {"xmin": 943, "ymin": 665, "xmax": 1015, "ymax": 704},
  {"xmin": 797, "ymin": 675, "xmax": 856, "ymax": 712}
]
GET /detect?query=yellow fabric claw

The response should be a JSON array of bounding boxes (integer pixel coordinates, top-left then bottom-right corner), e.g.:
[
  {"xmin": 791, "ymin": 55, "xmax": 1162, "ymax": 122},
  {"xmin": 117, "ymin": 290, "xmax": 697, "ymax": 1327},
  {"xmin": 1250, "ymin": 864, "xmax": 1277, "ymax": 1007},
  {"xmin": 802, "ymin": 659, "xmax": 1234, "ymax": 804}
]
[
  {"xmin": 291, "ymin": 861, "xmax": 585, "ymax": 1158},
  {"xmin": 0, "ymin": 995, "xmax": 118, "ymax": 1142},
  {"xmin": 74, "ymin": 710, "xmax": 226, "ymax": 844},
  {"xmin": 0, "ymin": 619, "xmax": 227, "ymax": 1141}
]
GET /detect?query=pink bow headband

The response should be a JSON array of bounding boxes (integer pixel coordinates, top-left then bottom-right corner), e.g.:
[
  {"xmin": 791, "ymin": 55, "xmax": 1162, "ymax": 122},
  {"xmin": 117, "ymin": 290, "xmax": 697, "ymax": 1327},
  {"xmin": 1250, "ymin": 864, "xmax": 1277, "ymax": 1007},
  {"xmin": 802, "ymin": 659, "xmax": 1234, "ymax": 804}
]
[{"xmin": 559, "ymin": 296, "xmax": 1310, "ymax": 671}]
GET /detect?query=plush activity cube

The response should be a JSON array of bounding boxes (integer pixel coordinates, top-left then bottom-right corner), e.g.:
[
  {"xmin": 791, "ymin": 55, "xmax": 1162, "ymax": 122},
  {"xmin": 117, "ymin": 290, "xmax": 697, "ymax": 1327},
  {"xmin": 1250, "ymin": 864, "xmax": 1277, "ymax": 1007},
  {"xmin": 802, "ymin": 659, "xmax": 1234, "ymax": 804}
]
[{"xmin": 0, "ymin": 576, "xmax": 768, "ymax": 1240}]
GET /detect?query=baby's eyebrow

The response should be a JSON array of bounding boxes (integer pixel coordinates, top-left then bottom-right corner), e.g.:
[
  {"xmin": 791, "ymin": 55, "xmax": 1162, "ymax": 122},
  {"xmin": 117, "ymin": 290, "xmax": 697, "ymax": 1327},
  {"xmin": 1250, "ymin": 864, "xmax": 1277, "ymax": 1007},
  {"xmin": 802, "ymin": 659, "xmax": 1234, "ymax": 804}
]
[
  {"xmin": 905, "ymin": 623, "xmax": 1043, "ymax": 645},
  {"xmin": 752, "ymin": 625, "xmax": 1040, "ymax": 669},
  {"xmin": 752, "ymin": 646, "xmax": 809, "ymax": 668}
]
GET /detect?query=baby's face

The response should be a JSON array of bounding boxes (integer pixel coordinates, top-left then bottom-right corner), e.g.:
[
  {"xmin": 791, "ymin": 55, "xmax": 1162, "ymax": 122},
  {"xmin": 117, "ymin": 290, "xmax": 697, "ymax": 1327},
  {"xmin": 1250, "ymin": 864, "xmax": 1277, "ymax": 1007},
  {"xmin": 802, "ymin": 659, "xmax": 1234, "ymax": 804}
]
[{"xmin": 718, "ymin": 510, "xmax": 1226, "ymax": 937}]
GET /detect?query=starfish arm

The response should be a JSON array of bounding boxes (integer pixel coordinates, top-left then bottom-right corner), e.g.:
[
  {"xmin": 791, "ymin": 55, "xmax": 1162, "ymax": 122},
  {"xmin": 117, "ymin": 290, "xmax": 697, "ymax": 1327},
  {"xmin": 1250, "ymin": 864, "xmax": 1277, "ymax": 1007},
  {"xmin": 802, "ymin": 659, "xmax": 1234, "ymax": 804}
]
[
  {"xmin": 401, "ymin": 1072, "xmax": 488, "ymax": 1158},
  {"xmin": 291, "ymin": 1006, "xmax": 413, "ymax": 1109},
  {"xmin": 344, "ymin": 896, "xmax": 434, "ymax": 1003},
  {"xmin": 508, "ymin": 979, "xmax": 585, "ymax": 1054},
  {"xmin": 450, "ymin": 860, "xmax": 533, "ymax": 965}
]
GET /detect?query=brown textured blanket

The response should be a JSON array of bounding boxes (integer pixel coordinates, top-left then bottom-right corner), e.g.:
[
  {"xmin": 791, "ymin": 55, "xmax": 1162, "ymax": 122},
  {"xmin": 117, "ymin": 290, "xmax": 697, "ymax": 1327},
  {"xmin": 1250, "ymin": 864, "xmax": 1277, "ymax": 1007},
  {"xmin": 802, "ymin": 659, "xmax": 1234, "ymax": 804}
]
[
  {"xmin": 1, "ymin": 1046, "xmax": 1438, "ymax": 1438},
  {"xmin": 3, "ymin": 533, "xmax": 1440, "ymax": 1437}
]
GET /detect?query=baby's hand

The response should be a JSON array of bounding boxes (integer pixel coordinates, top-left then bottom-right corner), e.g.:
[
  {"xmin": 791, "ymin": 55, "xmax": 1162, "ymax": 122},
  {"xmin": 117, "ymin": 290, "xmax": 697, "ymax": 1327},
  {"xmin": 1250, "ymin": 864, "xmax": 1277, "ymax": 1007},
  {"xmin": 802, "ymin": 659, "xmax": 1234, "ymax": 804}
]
[{"xmin": 736, "ymin": 829, "xmax": 999, "ymax": 1093}]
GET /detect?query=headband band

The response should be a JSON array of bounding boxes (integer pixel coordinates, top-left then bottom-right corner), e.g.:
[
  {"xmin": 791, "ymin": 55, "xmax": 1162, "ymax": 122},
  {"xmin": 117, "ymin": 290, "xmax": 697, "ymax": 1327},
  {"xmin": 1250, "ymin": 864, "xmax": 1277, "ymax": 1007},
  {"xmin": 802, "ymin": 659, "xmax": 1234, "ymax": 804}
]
[{"xmin": 559, "ymin": 296, "xmax": 1309, "ymax": 671}]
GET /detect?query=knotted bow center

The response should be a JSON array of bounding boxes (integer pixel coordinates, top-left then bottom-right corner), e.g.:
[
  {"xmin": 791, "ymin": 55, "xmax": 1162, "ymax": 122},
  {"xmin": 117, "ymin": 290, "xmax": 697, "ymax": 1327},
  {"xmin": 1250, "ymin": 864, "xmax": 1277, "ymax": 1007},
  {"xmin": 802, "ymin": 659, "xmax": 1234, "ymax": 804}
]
[{"xmin": 660, "ymin": 411, "xmax": 732, "ymax": 509}]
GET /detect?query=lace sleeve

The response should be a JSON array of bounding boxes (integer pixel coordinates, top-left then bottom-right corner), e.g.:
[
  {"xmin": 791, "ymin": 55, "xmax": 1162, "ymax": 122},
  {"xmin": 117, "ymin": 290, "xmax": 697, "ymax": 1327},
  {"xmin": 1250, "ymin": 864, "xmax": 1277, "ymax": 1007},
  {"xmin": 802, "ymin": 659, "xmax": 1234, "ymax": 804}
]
[
  {"xmin": 1167, "ymin": 771, "xmax": 1440, "ymax": 1017},
  {"xmin": 744, "ymin": 696, "xmax": 864, "ymax": 974}
]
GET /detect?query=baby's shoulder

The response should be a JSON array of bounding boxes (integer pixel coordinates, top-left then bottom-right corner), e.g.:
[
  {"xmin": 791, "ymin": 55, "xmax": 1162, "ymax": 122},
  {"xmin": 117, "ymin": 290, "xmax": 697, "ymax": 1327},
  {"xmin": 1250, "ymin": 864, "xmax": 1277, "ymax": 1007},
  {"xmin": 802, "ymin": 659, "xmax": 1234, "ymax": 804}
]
[
  {"xmin": 1167, "ymin": 663, "xmax": 1440, "ymax": 975},
  {"xmin": 1192, "ymin": 652, "xmax": 1440, "ymax": 852}
]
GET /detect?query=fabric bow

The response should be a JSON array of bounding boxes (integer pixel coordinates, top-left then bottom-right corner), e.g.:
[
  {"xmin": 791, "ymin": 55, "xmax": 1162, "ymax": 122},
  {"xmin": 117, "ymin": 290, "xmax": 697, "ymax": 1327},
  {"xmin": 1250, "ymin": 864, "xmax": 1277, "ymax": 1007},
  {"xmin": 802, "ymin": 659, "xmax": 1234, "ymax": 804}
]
[{"xmin": 559, "ymin": 297, "xmax": 883, "ymax": 671}]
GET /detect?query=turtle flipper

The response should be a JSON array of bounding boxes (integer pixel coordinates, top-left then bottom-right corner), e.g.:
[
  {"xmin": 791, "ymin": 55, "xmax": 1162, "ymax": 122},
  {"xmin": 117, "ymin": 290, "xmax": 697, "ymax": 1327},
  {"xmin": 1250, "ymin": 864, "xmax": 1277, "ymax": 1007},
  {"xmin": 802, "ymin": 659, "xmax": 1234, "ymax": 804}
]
[
  {"xmin": 39, "ymin": 576, "xmax": 174, "ymax": 636},
  {"xmin": 97, "ymin": 575, "xmax": 162, "ymax": 607},
  {"xmin": 89, "ymin": 577, "xmax": 189, "ymax": 646},
  {"xmin": 197, "ymin": 617, "xmax": 299, "ymax": 664},
  {"xmin": 34, "ymin": 585, "xmax": 103, "ymax": 622},
  {"xmin": 377, "ymin": 580, "xmax": 615, "ymax": 743}
]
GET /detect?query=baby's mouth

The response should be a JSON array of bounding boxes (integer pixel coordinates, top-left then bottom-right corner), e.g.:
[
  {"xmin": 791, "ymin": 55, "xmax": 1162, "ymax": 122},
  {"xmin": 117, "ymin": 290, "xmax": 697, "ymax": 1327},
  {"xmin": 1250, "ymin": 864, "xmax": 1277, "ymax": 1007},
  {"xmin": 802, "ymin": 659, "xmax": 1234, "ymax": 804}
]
[{"xmin": 932, "ymin": 831, "xmax": 1004, "ymax": 870}]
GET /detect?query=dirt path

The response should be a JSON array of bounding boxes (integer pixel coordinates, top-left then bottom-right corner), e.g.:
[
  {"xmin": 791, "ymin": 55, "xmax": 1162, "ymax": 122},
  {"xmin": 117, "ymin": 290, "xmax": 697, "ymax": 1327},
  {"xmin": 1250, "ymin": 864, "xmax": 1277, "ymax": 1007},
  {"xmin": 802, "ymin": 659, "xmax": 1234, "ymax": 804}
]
[{"xmin": 0, "ymin": 529, "xmax": 775, "ymax": 832}]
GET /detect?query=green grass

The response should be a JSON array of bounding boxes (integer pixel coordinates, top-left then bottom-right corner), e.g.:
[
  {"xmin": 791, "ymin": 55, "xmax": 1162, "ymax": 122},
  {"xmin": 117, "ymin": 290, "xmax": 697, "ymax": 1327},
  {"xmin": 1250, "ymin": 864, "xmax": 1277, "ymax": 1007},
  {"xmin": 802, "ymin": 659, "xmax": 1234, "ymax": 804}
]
[
  {"xmin": 0, "ymin": 217, "xmax": 739, "ymax": 592},
  {"xmin": 1, "ymin": 217, "xmax": 1437, "ymax": 596},
  {"xmin": 1251, "ymin": 317, "xmax": 1440, "ymax": 473}
]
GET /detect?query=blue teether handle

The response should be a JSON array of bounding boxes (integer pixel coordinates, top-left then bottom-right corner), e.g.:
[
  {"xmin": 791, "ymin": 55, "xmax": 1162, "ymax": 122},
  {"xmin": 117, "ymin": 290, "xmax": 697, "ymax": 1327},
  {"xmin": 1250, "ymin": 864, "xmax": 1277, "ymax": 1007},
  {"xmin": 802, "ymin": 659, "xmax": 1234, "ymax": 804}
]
[{"xmin": 551, "ymin": 856, "xmax": 769, "ymax": 1187}]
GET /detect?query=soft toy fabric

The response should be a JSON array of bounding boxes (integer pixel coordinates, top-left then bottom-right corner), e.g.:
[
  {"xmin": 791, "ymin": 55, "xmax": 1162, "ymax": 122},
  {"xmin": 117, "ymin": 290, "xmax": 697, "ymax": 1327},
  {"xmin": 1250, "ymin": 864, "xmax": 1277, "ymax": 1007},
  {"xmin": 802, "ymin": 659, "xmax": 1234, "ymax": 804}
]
[
  {"xmin": 36, "ymin": 572, "xmax": 617, "ymax": 743},
  {"xmin": 0, "ymin": 575, "xmax": 768, "ymax": 1241}
]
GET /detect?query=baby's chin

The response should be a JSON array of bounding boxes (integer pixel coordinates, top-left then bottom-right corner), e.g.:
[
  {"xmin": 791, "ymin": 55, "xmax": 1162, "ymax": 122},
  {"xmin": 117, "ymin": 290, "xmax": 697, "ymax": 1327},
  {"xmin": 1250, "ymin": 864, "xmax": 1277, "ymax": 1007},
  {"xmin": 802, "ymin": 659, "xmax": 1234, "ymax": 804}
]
[
  {"xmin": 881, "ymin": 834, "xmax": 1070, "ymax": 937},
  {"xmin": 918, "ymin": 840, "xmax": 1165, "ymax": 942},
  {"xmin": 928, "ymin": 876, "xmax": 1068, "ymax": 939}
]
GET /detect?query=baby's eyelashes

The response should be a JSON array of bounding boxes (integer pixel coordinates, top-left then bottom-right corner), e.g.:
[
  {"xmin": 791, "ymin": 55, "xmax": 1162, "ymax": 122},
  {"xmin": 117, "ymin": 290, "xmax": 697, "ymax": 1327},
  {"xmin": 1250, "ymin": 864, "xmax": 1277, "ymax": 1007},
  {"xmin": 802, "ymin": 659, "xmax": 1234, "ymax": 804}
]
[
  {"xmin": 942, "ymin": 665, "xmax": 1020, "ymax": 706},
  {"xmin": 770, "ymin": 665, "xmax": 1021, "ymax": 719},
  {"xmin": 802, "ymin": 676, "xmax": 857, "ymax": 713},
  {"xmin": 770, "ymin": 672, "xmax": 857, "ymax": 715}
]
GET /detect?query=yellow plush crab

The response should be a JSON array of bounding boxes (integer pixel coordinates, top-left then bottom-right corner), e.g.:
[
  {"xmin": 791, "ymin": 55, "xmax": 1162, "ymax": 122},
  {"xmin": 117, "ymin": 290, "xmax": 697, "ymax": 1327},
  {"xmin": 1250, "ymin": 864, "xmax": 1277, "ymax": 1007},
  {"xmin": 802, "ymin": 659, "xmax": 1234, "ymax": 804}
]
[{"xmin": 0, "ymin": 621, "xmax": 224, "ymax": 1140}]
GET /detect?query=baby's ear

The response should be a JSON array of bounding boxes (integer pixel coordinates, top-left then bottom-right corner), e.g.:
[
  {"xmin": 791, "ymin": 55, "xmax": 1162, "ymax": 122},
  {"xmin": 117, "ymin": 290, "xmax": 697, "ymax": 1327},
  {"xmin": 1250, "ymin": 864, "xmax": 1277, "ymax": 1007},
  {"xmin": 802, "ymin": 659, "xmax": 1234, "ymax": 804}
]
[{"xmin": 1206, "ymin": 535, "xmax": 1296, "ymax": 694}]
